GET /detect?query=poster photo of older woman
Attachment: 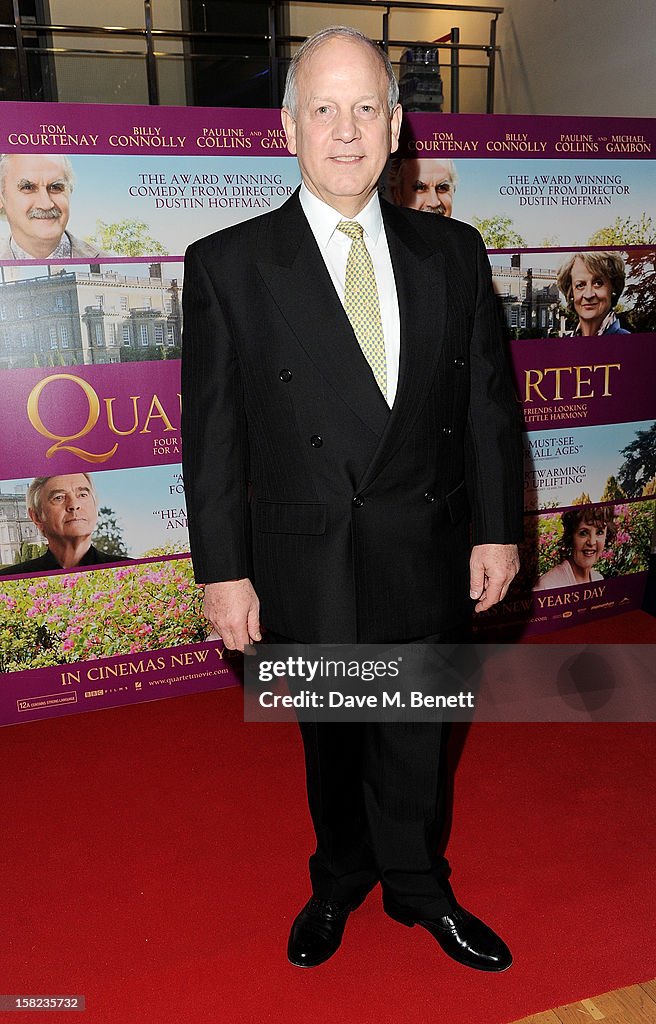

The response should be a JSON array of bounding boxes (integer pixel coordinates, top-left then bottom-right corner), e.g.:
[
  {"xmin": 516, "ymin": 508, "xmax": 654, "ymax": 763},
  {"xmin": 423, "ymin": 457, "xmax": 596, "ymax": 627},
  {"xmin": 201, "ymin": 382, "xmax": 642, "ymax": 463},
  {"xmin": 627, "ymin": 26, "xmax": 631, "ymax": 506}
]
[
  {"xmin": 556, "ymin": 251, "xmax": 630, "ymax": 336},
  {"xmin": 533, "ymin": 505, "xmax": 617, "ymax": 591}
]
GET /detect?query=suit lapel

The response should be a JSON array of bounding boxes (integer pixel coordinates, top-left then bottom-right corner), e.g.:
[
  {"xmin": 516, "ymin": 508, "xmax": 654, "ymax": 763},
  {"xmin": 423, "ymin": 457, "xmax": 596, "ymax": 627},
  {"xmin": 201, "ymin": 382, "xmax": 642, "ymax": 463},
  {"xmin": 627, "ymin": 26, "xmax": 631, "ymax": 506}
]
[
  {"xmin": 356, "ymin": 201, "xmax": 448, "ymax": 490},
  {"xmin": 256, "ymin": 194, "xmax": 449, "ymax": 477},
  {"xmin": 256, "ymin": 193, "xmax": 390, "ymax": 439}
]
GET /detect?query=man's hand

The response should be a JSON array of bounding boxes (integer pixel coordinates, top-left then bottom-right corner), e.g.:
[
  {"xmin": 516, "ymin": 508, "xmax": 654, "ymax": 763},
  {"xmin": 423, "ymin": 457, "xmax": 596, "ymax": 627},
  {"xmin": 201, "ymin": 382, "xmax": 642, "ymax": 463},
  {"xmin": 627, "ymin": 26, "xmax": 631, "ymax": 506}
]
[
  {"xmin": 203, "ymin": 578, "xmax": 261, "ymax": 652},
  {"xmin": 469, "ymin": 544, "xmax": 520, "ymax": 613}
]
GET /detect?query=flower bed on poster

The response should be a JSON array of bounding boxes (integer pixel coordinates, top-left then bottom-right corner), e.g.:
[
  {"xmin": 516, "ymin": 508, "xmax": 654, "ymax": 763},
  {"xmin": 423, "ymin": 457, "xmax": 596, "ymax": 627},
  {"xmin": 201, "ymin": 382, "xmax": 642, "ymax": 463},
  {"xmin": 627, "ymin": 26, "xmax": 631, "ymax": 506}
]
[{"xmin": 0, "ymin": 556, "xmax": 206, "ymax": 673}]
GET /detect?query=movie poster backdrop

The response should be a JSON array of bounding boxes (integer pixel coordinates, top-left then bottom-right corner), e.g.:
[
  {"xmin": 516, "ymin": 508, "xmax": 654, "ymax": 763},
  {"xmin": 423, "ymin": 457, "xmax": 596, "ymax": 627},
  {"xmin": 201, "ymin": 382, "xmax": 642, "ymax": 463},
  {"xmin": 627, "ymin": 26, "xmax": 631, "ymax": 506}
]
[{"xmin": 0, "ymin": 103, "xmax": 654, "ymax": 724}]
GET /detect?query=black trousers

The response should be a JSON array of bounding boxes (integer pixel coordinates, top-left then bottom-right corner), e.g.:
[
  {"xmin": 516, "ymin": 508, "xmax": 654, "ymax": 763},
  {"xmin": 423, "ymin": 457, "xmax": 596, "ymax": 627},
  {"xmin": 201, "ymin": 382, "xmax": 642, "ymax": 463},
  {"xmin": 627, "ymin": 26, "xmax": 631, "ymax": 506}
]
[{"xmin": 268, "ymin": 626, "xmax": 471, "ymax": 919}]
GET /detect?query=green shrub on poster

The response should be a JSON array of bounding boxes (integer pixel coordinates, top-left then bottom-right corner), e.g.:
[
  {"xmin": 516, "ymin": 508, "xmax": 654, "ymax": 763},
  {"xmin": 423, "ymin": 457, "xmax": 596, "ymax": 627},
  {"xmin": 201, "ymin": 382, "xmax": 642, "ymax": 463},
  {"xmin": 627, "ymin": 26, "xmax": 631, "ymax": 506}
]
[{"xmin": 0, "ymin": 557, "xmax": 207, "ymax": 673}]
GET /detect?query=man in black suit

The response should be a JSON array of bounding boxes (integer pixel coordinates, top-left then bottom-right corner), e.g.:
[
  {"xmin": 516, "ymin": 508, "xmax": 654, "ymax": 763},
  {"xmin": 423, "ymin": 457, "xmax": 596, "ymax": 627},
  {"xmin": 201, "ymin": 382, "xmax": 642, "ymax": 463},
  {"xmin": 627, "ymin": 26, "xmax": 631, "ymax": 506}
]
[{"xmin": 182, "ymin": 26, "xmax": 523, "ymax": 973}]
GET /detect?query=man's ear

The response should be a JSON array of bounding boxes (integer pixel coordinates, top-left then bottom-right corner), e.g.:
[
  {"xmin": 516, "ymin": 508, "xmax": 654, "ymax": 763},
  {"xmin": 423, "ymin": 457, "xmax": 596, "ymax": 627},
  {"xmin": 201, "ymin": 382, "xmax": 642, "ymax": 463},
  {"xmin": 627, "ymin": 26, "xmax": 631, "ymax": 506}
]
[
  {"xmin": 28, "ymin": 507, "xmax": 45, "ymax": 535},
  {"xmin": 281, "ymin": 108, "xmax": 298, "ymax": 156},
  {"xmin": 390, "ymin": 104, "xmax": 402, "ymax": 155}
]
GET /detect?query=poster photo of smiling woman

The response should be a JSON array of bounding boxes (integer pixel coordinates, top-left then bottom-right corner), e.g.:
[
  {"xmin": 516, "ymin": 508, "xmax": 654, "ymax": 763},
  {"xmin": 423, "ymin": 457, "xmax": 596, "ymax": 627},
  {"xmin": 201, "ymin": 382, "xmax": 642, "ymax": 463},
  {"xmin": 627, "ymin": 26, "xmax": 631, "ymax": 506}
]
[
  {"xmin": 533, "ymin": 505, "xmax": 617, "ymax": 591},
  {"xmin": 557, "ymin": 250, "xmax": 631, "ymax": 336}
]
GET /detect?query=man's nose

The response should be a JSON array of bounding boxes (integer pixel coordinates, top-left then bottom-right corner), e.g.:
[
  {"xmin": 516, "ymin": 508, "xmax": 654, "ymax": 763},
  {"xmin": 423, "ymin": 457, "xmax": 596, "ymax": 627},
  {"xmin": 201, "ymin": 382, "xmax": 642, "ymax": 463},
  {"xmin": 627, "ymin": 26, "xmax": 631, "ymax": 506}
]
[
  {"xmin": 36, "ymin": 185, "xmax": 55, "ymax": 206},
  {"xmin": 332, "ymin": 111, "xmax": 359, "ymax": 142}
]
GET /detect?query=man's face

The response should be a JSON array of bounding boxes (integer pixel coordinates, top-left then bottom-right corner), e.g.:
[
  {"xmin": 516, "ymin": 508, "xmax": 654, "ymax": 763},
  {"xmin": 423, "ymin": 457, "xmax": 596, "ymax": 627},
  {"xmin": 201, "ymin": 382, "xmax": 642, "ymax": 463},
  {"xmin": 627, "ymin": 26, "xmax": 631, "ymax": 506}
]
[
  {"xmin": 282, "ymin": 37, "xmax": 402, "ymax": 218},
  {"xmin": 0, "ymin": 154, "xmax": 71, "ymax": 256},
  {"xmin": 29, "ymin": 474, "xmax": 97, "ymax": 546},
  {"xmin": 393, "ymin": 158, "xmax": 454, "ymax": 215}
]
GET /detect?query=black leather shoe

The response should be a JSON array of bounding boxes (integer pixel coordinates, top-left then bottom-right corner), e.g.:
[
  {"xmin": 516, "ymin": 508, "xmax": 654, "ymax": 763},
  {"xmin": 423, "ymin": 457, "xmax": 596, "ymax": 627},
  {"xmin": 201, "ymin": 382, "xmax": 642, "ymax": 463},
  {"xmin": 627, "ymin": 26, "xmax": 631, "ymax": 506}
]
[
  {"xmin": 386, "ymin": 902, "xmax": 512, "ymax": 972},
  {"xmin": 287, "ymin": 896, "xmax": 357, "ymax": 968}
]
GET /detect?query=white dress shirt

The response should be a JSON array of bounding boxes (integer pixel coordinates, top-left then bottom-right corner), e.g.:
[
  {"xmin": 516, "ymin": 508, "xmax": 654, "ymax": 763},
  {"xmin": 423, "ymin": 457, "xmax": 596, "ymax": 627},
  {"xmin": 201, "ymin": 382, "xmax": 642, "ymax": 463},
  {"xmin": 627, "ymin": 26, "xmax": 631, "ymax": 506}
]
[{"xmin": 299, "ymin": 183, "xmax": 401, "ymax": 407}]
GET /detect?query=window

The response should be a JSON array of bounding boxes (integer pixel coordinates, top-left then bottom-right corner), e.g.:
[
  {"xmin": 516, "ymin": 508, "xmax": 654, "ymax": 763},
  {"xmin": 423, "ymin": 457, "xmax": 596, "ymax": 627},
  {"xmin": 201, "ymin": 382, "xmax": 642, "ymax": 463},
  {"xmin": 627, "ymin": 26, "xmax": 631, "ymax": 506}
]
[
  {"xmin": 122, "ymin": 325, "xmax": 131, "ymax": 346},
  {"xmin": 154, "ymin": 324, "xmax": 164, "ymax": 345},
  {"xmin": 120, "ymin": 296, "xmax": 129, "ymax": 312},
  {"xmin": 167, "ymin": 325, "xmax": 175, "ymax": 347},
  {"xmin": 55, "ymin": 294, "xmax": 64, "ymax": 311},
  {"xmin": 108, "ymin": 323, "xmax": 117, "ymax": 346},
  {"xmin": 60, "ymin": 325, "xmax": 69, "ymax": 348},
  {"xmin": 94, "ymin": 323, "xmax": 104, "ymax": 346},
  {"xmin": 0, "ymin": 305, "xmax": 7, "ymax": 321},
  {"xmin": 140, "ymin": 324, "xmax": 149, "ymax": 346},
  {"xmin": 17, "ymin": 303, "xmax": 24, "ymax": 319},
  {"xmin": 96, "ymin": 295, "xmax": 104, "ymax": 308},
  {"xmin": 49, "ymin": 326, "xmax": 58, "ymax": 349},
  {"xmin": 20, "ymin": 332, "xmax": 28, "ymax": 348}
]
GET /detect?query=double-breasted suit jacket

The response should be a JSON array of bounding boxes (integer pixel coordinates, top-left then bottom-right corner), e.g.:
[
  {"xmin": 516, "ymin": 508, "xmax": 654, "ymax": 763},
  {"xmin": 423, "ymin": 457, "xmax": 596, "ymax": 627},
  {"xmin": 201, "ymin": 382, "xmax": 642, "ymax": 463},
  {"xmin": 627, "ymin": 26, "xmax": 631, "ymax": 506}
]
[{"xmin": 181, "ymin": 190, "xmax": 523, "ymax": 643}]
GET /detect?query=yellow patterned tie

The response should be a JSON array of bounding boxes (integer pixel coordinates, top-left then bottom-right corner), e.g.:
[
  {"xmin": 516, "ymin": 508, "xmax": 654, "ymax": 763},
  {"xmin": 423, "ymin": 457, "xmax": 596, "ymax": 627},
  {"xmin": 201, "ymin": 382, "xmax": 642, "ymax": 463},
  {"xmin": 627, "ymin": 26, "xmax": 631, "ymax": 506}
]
[{"xmin": 336, "ymin": 220, "xmax": 387, "ymax": 397}]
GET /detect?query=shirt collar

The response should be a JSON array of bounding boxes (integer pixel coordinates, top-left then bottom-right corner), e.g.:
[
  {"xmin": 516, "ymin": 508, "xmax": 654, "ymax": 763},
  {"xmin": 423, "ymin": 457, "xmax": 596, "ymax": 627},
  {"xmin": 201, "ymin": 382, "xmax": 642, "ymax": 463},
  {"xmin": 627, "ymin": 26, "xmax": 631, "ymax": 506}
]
[
  {"xmin": 299, "ymin": 183, "xmax": 383, "ymax": 250},
  {"xmin": 9, "ymin": 231, "xmax": 72, "ymax": 260}
]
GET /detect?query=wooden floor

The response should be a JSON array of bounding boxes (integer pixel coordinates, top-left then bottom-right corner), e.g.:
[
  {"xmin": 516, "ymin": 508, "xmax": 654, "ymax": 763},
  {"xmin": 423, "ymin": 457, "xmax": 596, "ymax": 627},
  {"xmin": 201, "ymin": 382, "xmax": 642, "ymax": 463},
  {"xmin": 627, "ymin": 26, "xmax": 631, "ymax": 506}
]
[{"xmin": 513, "ymin": 980, "xmax": 656, "ymax": 1023}]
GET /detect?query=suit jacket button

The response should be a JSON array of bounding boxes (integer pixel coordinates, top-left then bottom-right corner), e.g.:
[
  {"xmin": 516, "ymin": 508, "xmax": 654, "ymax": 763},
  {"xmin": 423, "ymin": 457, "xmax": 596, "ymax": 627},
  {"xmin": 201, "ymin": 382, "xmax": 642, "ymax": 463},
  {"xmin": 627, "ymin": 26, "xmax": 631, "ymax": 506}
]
[
  {"xmin": 310, "ymin": 435, "xmax": 323, "ymax": 448},
  {"xmin": 279, "ymin": 368, "xmax": 293, "ymax": 382},
  {"xmin": 352, "ymin": 495, "xmax": 365, "ymax": 508},
  {"xmin": 442, "ymin": 426, "xmax": 453, "ymax": 435},
  {"xmin": 424, "ymin": 491, "xmax": 435, "ymax": 503},
  {"xmin": 454, "ymin": 357, "xmax": 465, "ymax": 367}
]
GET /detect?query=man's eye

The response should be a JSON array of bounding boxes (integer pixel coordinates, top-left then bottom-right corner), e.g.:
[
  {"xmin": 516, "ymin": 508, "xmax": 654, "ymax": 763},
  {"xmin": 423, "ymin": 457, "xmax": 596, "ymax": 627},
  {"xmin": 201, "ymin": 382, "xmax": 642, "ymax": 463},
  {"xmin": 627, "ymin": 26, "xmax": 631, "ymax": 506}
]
[
  {"xmin": 19, "ymin": 183, "xmax": 37, "ymax": 193},
  {"xmin": 48, "ymin": 183, "xmax": 67, "ymax": 193},
  {"xmin": 437, "ymin": 183, "xmax": 452, "ymax": 193},
  {"xmin": 412, "ymin": 182, "xmax": 428, "ymax": 193}
]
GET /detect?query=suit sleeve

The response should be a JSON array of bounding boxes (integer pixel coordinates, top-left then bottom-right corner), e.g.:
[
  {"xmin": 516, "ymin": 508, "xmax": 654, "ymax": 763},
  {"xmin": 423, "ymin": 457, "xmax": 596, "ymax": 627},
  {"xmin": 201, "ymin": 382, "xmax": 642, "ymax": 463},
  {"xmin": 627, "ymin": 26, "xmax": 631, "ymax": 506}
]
[
  {"xmin": 181, "ymin": 243, "xmax": 253, "ymax": 583},
  {"xmin": 464, "ymin": 233, "xmax": 524, "ymax": 546}
]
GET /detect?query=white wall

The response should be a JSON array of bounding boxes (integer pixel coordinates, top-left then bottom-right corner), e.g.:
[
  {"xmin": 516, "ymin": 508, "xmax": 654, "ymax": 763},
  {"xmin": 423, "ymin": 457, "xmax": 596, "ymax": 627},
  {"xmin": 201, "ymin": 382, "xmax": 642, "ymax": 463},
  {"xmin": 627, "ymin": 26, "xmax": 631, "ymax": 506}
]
[{"xmin": 497, "ymin": 0, "xmax": 656, "ymax": 115}]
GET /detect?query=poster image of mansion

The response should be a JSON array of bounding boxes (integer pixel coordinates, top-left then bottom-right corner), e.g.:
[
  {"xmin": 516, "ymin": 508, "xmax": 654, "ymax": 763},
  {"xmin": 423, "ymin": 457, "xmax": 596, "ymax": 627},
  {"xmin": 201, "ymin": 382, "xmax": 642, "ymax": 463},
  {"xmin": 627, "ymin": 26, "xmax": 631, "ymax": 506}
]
[
  {"xmin": 491, "ymin": 255, "xmax": 563, "ymax": 338},
  {"xmin": 0, "ymin": 263, "xmax": 182, "ymax": 370},
  {"xmin": 0, "ymin": 483, "xmax": 40, "ymax": 568}
]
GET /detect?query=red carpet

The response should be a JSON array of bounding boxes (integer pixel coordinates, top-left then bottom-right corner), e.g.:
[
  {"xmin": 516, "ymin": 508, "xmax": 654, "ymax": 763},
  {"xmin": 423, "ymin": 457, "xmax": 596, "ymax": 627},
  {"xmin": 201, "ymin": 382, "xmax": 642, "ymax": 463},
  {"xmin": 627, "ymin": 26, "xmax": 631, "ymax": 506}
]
[{"xmin": 3, "ymin": 610, "xmax": 656, "ymax": 1024}]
